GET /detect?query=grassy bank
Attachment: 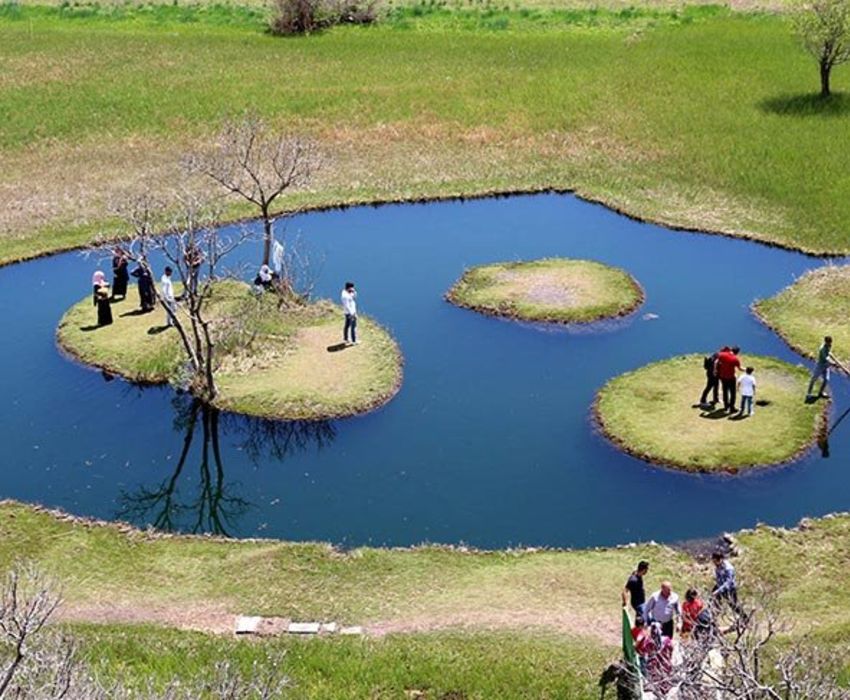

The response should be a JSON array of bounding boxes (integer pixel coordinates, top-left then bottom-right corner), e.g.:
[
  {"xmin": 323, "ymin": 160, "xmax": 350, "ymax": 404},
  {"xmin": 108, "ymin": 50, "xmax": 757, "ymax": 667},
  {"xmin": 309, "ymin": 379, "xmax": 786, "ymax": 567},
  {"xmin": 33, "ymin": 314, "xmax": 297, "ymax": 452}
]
[
  {"xmin": 56, "ymin": 282, "xmax": 403, "ymax": 419},
  {"xmin": 73, "ymin": 625, "xmax": 609, "ymax": 699},
  {"xmin": 2, "ymin": 4, "xmax": 850, "ymax": 265},
  {"xmin": 595, "ymin": 354, "xmax": 826, "ymax": 472},
  {"xmin": 754, "ymin": 265, "xmax": 850, "ymax": 368},
  {"xmin": 445, "ymin": 258, "xmax": 643, "ymax": 323},
  {"xmin": 1, "ymin": 502, "xmax": 850, "ymax": 695}
]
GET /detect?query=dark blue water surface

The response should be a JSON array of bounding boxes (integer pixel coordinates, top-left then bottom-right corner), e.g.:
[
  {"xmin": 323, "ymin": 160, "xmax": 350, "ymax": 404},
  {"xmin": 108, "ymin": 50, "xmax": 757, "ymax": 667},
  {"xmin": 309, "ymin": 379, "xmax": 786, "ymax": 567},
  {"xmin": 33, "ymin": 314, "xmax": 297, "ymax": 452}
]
[{"xmin": 1, "ymin": 193, "xmax": 848, "ymax": 548}]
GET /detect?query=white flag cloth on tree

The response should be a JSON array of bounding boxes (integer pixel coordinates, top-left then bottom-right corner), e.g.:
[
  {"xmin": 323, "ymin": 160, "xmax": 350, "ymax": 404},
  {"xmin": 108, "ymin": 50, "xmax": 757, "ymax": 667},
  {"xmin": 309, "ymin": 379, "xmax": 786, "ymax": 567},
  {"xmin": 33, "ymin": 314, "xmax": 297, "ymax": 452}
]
[{"xmin": 272, "ymin": 239, "xmax": 285, "ymax": 275}]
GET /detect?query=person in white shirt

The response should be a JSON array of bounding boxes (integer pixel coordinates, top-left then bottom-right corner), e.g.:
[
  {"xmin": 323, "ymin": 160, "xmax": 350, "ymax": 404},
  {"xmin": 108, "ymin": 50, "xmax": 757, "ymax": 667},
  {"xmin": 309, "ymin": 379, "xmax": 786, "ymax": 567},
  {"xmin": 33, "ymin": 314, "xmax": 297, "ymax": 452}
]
[
  {"xmin": 738, "ymin": 366, "xmax": 757, "ymax": 417},
  {"xmin": 160, "ymin": 266, "xmax": 177, "ymax": 327},
  {"xmin": 341, "ymin": 281, "xmax": 358, "ymax": 345},
  {"xmin": 644, "ymin": 581, "xmax": 680, "ymax": 639}
]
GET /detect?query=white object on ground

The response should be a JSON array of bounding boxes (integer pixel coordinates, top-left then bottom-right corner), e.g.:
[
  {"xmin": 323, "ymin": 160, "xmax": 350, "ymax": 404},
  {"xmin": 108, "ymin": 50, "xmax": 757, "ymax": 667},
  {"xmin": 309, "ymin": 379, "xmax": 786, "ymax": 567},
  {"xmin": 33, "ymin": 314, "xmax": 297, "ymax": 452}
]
[
  {"xmin": 288, "ymin": 622, "xmax": 321, "ymax": 634},
  {"xmin": 235, "ymin": 616, "xmax": 262, "ymax": 635}
]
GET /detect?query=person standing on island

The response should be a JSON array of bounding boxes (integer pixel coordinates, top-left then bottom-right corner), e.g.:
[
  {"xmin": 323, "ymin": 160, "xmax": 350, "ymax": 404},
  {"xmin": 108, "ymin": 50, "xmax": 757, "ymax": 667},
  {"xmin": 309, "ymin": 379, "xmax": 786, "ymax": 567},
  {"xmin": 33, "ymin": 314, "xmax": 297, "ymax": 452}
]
[
  {"xmin": 738, "ymin": 367, "xmax": 757, "ymax": 417},
  {"xmin": 622, "ymin": 560, "xmax": 650, "ymax": 618},
  {"xmin": 807, "ymin": 336, "xmax": 839, "ymax": 400},
  {"xmin": 700, "ymin": 349, "xmax": 721, "ymax": 406},
  {"xmin": 341, "ymin": 281, "xmax": 358, "ymax": 346},
  {"xmin": 131, "ymin": 262, "xmax": 156, "ymax": 312},
  {"xmin": 160, "ymin": 266, "xmax": 177, "ymax": 327},
  {"xmin": 111, "ymin": 248, "xmax": 129, "ymax": 301},
  {"xmin": 716, "ymin": 346, "xmax": 741, "ymax": 412},
  {"xmin": 92, "ymin": 270, "xmax": 113, "ymax": 327}
]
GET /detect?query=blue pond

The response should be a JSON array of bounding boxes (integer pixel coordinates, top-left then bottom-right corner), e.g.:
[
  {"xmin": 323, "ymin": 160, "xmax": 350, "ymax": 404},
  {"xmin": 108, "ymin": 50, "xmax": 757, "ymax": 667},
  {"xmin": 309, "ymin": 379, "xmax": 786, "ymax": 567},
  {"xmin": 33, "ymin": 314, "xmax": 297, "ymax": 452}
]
[{"xmin": 0, "ymin": 193, "xmax": 847, "ymax": 548}]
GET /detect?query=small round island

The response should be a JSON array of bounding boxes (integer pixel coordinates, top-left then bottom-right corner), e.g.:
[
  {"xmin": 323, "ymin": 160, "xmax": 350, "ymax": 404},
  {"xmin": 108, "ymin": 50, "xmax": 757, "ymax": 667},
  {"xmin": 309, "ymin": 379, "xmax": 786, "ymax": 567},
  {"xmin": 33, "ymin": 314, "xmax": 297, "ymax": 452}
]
[
  {"xmin": 445, "ymin": 258, "xmax": 644, "ymax": 324},
  {"xmin": 57, "ymin": 281, "xmax": 403, "ymax": 420},
  {"xmin": 595, "ymin": 354, "xmax": 828, "ymax": 473}
]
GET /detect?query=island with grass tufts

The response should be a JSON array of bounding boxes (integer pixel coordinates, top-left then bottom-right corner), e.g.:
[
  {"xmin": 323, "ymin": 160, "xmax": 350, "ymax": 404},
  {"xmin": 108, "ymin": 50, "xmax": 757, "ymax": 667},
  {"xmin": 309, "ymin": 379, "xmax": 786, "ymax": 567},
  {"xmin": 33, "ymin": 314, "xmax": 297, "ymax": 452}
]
[
  {"xmin": 753, "ymin": 265, "xmax": 850, "ymax": 368},
  {"xmin": 56, "ymin": 281, "xmax": 403, "ymax": 421},
  {"xmin": 445, "ymin": 258, "xmax": 643, "ymax": 324},
  {"xmin": 594, "ymin": 354, "xmax": 827, "ymax": 473}
]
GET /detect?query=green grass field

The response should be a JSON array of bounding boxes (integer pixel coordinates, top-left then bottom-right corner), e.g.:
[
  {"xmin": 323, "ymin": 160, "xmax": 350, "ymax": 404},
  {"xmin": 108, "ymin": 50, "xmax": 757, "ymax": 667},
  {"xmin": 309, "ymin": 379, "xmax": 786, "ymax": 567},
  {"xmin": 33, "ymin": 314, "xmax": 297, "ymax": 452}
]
[
  {"xmin": 595, "ymin": 354, "xmax": 826, "ymax": 471},
  {"xmin": 446, "ymin": 257, "xmax": 644, "ymax": 322},
  {"xmin": 1, "ymin": 2, "xmax": 850, "ymax": 265},
  {"xmin": 2, "ymin": 502, "xmax": 849, "ymax": 695}
]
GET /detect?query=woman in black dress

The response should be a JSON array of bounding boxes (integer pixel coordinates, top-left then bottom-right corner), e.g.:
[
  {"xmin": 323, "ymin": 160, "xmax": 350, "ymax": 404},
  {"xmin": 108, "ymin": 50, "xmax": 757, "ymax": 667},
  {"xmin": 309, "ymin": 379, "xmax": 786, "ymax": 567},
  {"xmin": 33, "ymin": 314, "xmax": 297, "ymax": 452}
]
[
  {"xmin": 92, "ymin": 271, "xmax": 113, "ymax": 326},
  {"xmin": 131, "ymin": 263, "xmax": 156, "ymax": 312},
  {"xmin": 111, "ymin": 248, "xmax": 129, "ymax": 300}
]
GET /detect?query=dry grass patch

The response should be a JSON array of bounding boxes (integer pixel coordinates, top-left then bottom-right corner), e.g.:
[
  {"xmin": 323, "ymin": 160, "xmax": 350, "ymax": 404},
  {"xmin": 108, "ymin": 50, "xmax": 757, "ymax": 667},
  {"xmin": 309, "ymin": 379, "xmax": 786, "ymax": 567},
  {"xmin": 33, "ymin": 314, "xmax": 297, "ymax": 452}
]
[
  {"xmin": 446, "ymin": 258, "xmax": 643, "ymax": 323},
  {"xmin": 56, "ymin": 282, "xmax": 402, "ymax": 420},
  {"xmin": 595, "ymin": 354, "xmax": 827, "ymax": 472},
  {"xmin": 754, "ymin": 265, "xmax": 850, "ymax": 368}
]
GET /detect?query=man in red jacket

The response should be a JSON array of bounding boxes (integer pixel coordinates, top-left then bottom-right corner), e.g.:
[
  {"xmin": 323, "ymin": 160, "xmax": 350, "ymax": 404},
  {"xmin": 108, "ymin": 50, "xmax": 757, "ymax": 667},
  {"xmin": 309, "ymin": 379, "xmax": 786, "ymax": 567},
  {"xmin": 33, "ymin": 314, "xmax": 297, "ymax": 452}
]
[{"xmin": 716, "ymin": 346, "xmax": 741, "ymax": 412}]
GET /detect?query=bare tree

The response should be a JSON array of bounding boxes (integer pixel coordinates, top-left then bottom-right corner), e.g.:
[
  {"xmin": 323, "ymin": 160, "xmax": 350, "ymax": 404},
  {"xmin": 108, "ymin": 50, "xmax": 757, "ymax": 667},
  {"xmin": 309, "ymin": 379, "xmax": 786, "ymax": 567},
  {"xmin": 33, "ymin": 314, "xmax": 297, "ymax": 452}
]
[
  {"xmin": 106, "ymin": 188, "xmax": 254, "ymax": 401},
  {"xmin": 793, "ymin": 0, "xmax": 850, "ymax": 97},
  {"xmin": 0, "ymin": 566, "xmax": 68, "ymax": 699},
  {"xmin": 186, "ymin": 116, "xmax": 319, "ymax": 272},
  {"xmin": 0, "ymin": 564, "xmax": 290, "ymax": 698},
  {"xmin": 603, "ymin": 589, "xmax": 850, "ymax": 700}
]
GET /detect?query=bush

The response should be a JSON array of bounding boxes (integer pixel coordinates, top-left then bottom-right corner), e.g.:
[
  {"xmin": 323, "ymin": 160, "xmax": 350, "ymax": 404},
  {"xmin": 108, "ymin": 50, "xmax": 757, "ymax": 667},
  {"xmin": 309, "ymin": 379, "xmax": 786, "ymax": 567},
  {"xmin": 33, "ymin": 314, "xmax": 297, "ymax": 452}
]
[{"xmin": 268, "ymin": 0, "xmax": 379, "ymax": 34}]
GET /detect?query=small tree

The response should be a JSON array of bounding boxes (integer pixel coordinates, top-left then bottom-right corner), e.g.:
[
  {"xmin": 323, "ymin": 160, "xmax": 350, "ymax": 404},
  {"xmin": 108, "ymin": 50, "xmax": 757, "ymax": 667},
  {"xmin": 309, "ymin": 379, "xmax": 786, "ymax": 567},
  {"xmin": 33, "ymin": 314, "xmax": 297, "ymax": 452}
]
[
  {"xmin": 793, "ymin": 0, "xmax": 850, "ymax": 97},
  {"xmin": 187, "ymin": 116, "xmax": 319, "ymax": 271},
  {"xmin": 108, "ymin": 188, "xmax": 254, "ymax": 402}
]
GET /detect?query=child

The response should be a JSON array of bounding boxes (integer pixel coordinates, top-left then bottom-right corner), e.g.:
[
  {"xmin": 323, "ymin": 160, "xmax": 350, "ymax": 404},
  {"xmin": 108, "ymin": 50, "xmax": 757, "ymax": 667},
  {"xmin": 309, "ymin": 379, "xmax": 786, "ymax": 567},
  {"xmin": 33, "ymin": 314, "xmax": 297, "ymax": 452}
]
[{"xmin": 738, "ymin": 367, "xmax": 756, "ymax": 417}]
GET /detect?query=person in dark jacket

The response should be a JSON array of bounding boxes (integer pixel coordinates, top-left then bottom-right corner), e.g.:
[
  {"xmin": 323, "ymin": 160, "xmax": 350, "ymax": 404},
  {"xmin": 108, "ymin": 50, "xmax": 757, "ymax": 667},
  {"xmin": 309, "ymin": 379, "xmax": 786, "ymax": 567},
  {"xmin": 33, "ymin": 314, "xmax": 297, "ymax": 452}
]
[
  {"xmin": 700, "ymin": 349, "xmax": 721, "ymax": 406},
  {"xmin": 111, "ymin": 248, "xmax": 129, "ymax": 300},
  {"xmin": 131, "ymin": 263, "xmax": 156, "ymax": 312}
]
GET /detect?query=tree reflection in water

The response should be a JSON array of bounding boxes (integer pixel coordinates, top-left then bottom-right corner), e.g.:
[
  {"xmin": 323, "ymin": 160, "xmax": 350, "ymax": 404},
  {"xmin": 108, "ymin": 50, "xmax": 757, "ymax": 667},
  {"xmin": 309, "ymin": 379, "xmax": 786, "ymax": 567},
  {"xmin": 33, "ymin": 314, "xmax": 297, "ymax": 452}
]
[{"xmin": 117, "ymin": 396, "xmax": 336, "ymax": 536}]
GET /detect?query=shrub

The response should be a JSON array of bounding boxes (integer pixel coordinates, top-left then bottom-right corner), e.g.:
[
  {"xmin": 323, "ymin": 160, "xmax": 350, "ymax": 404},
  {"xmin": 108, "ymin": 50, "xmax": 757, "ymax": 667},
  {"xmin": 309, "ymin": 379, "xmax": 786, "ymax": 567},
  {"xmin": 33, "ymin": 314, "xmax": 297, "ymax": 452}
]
[{"xmin": 268, "ymin": 0, "xmax": 379, "ymax": 35}]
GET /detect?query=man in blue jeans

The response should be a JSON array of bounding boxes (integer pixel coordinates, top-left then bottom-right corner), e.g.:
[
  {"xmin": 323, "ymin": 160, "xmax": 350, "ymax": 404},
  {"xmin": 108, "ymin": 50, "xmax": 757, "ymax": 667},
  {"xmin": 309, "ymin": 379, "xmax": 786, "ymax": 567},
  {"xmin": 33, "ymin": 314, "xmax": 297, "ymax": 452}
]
[
  {"xmin": 341, "ymin": 281, "xmax": 358, "ymax": 345},
  {"xmin": 807, "ymin": 336, "xmax": 837, "ymax": 399}
]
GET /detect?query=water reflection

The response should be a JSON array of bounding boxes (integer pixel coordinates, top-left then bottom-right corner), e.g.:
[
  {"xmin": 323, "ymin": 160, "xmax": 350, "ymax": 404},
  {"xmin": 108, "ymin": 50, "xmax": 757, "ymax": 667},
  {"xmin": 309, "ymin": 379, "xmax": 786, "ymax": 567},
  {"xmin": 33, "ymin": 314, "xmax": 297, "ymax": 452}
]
[{"xmin": 117, "ymin": 397, "xmax": 335, "ymax": 536}]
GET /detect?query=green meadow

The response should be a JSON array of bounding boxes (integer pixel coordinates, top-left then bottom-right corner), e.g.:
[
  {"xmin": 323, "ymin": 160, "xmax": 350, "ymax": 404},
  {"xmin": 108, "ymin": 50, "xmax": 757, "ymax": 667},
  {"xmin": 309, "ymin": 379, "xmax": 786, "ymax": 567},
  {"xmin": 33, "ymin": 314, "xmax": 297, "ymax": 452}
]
[{"xmin": 1, "ymin": 1, "xmax": 850, "ymax": 264}]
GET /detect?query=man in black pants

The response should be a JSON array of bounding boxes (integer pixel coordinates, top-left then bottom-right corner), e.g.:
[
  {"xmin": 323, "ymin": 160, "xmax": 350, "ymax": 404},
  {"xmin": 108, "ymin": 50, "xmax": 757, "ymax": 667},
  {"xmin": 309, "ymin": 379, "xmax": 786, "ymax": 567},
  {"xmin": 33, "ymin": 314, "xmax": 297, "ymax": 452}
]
[
  {"xmin": 700, "ymin": 350, "xmax": 721, "ymax": 406},
  {"xmin": 717, "ymin": 346, "xmax": 742, "ymax": 412}
]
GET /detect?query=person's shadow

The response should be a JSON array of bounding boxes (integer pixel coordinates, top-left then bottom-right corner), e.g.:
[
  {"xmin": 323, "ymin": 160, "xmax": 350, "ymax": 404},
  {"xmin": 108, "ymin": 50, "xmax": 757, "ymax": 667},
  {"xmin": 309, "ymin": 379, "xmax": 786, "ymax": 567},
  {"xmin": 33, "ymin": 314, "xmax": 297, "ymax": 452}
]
[
  {"xmin": 326, "ymin": 342, "xmax": 348, "ymax": 353},
  {"xmin": 79, "ymin": 325, "xmax": 102, "ymax": 332},
  {"xmin": 147, "ymin": 326, "xmax": 170, "ymax": 335}
]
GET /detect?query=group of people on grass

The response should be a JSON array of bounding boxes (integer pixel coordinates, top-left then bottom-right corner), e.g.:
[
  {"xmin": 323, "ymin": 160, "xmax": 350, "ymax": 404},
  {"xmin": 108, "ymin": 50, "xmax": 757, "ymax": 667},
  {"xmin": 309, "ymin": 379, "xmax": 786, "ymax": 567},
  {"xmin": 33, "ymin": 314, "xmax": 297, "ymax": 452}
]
[
  {"xmin": 89, "ymin": 250, "xmax": 362, "ymax": 347},
  {"xmin": 699, "ymin": 337, "xmax": 844, "ymax": 413},
  {"xmin": 622, "ymin": 552, "xmax": 740, "ymax": 694},
  {"xmin": 699, "ymin": 346, "xmax": 757, "ymax": 416},
  {"xmin": 90, "ymin": 250, "xmax": 175, "ymax": 328}
]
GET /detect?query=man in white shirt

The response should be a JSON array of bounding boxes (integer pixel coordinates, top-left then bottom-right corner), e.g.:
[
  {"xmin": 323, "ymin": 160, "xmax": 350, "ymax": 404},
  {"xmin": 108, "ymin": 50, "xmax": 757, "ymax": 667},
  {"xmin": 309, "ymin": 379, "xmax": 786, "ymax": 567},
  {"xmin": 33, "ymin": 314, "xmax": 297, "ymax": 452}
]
[
  {"xmin": 160, "ymin": 266, "xmax": 177, "ymax": 327},
  {"xmin": 644, "ymin": 581, "xmax": 680, "ymax": 639},
  {"xmin": 341, "ymin": 281, "xmax": 358, "ymax": 345},
  {"xmin": 738, "ymin": 367, "xmax": 756, "ymax": 417}
]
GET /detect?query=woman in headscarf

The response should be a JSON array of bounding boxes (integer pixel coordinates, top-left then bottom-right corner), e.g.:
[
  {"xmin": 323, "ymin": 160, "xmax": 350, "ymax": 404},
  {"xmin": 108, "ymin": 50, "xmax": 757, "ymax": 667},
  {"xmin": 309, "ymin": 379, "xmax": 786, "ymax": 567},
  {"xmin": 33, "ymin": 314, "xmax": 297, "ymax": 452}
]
[
  {"xmin": 111, "ymin": 248, "xmax": 129, "ymax": 300},
  {"xmin": 92, "ymin": 270, "xmax": 113, "ymax": 326}
]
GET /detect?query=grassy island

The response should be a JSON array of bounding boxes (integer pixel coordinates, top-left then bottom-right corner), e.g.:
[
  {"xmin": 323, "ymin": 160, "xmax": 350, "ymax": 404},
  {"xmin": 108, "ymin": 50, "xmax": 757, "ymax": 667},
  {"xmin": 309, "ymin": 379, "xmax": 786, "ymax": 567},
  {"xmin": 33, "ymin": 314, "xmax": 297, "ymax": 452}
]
[
  {"xmin": 56, "ymin": 282, "xmax": 403, "ymax": 420},
  {"xmin": 754, "ymin": 265, "xmax": 850, "ymax": 368},
  {"xmin": 445, "ymin": 258, "xmax": 643, "ymax": 324},
  {"xmin": 595, "ymin": 354, "xmax": 827, "ymax": 472}
]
